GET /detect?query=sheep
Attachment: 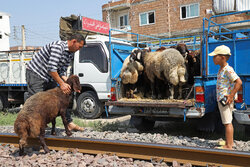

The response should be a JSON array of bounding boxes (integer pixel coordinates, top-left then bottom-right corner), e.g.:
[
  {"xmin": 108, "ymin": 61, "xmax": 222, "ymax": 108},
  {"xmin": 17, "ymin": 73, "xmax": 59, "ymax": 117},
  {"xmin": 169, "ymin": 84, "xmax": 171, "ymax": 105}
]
[
  {"xmin": 130, "ymin": 47, "xmax": 168, "ymax": 99},
  {"xmin": 120, "ymin": 55, "xmax": 144, "ymax": 98},
  {"xmin": 186, "ymin": 49, "xmax": 201, "ymax": 85},
  {"xmin": 130, "ymin": 48, "xmax": 187, "ymax": 99},
  {"xmin": 171, "ymin": 43, "xmax": 201, "ymax": 85},
  {"xmin": 170, "ymin": 43, "xmax": 189, "ymax": 59},
  {"xmin": 14, "ymin": 75, "xmax": 81, "ymax": 155}
]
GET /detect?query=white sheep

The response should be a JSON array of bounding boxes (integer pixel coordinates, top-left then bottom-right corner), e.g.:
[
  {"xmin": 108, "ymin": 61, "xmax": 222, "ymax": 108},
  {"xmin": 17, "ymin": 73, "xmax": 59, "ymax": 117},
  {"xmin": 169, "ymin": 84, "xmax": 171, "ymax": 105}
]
[
  {"xmin": 130, "ymin": 48, "xmax": 187, "ymax": 99},
  {"xmin": 120, "ymin": 55, "xmax": 144, "ymax": 98}
]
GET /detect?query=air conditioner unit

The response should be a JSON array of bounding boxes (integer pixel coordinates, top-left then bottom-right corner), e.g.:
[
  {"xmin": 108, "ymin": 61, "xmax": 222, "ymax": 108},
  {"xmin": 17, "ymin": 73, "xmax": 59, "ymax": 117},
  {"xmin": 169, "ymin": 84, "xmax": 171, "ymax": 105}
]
[{"xmin": 206, "ymin": 9, "xmax": 213, "ymax": 14}]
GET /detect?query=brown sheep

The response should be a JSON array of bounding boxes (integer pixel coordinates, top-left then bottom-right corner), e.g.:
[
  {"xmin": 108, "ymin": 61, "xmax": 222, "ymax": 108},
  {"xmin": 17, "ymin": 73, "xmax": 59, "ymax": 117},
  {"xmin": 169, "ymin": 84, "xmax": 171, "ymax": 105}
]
[{"xmin": 14, "ymin": 75, "xmax": 81, "ymax": 155}]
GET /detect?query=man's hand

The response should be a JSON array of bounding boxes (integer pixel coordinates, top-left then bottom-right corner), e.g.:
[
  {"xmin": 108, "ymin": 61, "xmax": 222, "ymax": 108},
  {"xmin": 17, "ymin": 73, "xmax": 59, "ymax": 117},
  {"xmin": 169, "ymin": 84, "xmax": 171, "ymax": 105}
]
[
  {"xmin": 60, "ymin": 82, "xmax": 71, "ymax": 94},
  {"xmin": 49, "ymin": 72, "xmax": 71, "ymax": 94}
]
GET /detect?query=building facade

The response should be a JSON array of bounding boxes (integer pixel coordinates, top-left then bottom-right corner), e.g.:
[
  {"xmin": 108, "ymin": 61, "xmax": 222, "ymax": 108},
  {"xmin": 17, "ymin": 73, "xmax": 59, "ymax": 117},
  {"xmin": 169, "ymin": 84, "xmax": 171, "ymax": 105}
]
[
  {"xmin": 0, "ymin": 12, "xmax": 10, "ymax": 51},
  {"xmin": 102, "ymin": 0, "xmax": 250, "ymax": 39}
]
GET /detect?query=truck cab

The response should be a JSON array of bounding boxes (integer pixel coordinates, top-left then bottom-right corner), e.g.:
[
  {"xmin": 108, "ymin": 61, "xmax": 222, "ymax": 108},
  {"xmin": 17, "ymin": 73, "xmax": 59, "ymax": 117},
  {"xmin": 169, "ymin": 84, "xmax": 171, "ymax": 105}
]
[{"xmin": 73, "ymin": 35, "xmax": 132, "ymax": 119}]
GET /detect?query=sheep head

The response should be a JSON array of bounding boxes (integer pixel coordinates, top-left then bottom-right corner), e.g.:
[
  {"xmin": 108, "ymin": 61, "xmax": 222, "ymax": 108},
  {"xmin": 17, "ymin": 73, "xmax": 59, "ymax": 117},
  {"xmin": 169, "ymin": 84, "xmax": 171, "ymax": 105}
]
[
  {"xmin": 176, "ymin": 43, "xmax": 189, "ymax": 58},
  {"xmin": 129, "ymin": 47, "xmax": 151, "ymax": 64},
  {"xmin": 129, "ymin": 48, "xmax": 142, "ymax": 62},
  {"xmin": 66, "ymin": 75, "xmax": 82, "ymax": 93},
  {"xmin": 156, "ymin": 46, "xmax": 167, "ymax": 52}
]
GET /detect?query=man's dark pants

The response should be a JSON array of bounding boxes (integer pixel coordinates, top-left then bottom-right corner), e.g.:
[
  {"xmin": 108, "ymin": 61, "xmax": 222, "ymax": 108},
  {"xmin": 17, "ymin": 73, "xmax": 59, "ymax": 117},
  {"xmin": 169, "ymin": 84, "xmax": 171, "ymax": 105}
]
[{"xmin": 25, "ymin": 69, "xmax": 73, "ymax": 123}]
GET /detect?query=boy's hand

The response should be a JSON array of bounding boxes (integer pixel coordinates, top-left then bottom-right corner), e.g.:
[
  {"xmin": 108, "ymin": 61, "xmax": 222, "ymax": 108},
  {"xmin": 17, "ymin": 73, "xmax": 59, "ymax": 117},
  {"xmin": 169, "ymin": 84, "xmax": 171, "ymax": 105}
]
[{"xmin": 225, "ymin": 94, "xmax": 234, "ymax": 104}]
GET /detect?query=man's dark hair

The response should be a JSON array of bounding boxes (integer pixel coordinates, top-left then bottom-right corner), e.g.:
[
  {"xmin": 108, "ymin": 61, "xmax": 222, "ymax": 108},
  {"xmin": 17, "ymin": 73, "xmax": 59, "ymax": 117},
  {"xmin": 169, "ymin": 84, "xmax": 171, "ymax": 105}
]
[{"xmin": 68, "ymin": 33, "xmax": 85, "ymax": 43}]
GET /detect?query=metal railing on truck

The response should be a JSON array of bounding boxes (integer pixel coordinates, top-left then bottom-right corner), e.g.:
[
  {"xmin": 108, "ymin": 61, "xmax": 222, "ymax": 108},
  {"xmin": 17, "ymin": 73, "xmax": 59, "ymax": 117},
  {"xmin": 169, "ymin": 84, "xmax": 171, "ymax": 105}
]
[
  {"xmin": 108, "ymin": 29, "xmax": 201, "ymax": 81},
  {"xmin": 202, "ymin": 10, "xmax": 250, "ymax": 77},
  {"xmin": 201, "ymin": 10, "xmax": 250, "ymax": 113}
]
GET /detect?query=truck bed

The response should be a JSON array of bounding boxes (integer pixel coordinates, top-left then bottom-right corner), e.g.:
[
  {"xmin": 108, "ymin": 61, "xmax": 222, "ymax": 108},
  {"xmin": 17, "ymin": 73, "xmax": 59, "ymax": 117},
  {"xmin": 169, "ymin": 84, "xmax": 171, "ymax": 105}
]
[{"xmin": 106, "ymin": 98, "xmax": 194, "ymax": 108}]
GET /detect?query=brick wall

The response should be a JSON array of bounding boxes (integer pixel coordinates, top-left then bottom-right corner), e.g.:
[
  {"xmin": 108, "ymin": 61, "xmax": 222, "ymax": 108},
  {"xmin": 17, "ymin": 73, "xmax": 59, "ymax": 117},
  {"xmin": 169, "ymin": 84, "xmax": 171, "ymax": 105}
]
[
  {"xmin": 170, "ymin": 0, "xmax": 212, "ymax": 35},
  {"xmin": 102, "ymin": 0, "xmax": 250, "ymax": 38},
  {"xmin": 129, "ymin": 0, "xmax": 214, "ymax": 37}
]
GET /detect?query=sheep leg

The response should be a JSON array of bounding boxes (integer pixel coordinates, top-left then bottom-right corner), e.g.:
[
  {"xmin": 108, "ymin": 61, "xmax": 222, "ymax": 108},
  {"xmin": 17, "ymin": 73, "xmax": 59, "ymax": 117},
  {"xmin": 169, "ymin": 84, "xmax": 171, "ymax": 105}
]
[
  {"xmin": 177, "ymin": 66, "xmax": 186, "ymax": 84},
  {"xmin": 124, "ymin": 84, "xmax": 130, "ymax": 98},
  {"xmin": 178, "ymin": 85, "xmax": 183, "ymax": 99},
  {"xmin": 125, "ymin": 84, "xmax": 134, "ymax": 98},
  {"xmin": 155, "ymin": 79, "xmax": 163, "ymax": 99},
  {"xmin": 164, "ymin": 82, "xmax": 170, "ymax": 99},
  {"xmin": 19, "ymin": 135, "xmax": 28, "ymax": 156},
  {"xmin": 60, "ymin": 110, "xmax": 73, "ymax": 136},
  {"xmin": 39, "ymin": 127, "xmax": 50, "ymax": 153},
  {"xmin": 51, "ymin": 118, "xmax": 56, "ymax": 135},
  {"xmin": 169, "ymin": 84, "xmax": 174, "ymax": 99},
  {"xmin": 151, "ymin": 81, "xmax": 157, "ymax": 99}
]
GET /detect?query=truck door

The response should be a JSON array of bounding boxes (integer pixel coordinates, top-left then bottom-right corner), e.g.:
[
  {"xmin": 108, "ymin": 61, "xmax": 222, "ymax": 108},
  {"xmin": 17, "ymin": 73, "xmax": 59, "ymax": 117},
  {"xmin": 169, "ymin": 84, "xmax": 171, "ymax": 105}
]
[{"xmin": 74, "ymin": 42, "xmax": 111, "ymax": 100}]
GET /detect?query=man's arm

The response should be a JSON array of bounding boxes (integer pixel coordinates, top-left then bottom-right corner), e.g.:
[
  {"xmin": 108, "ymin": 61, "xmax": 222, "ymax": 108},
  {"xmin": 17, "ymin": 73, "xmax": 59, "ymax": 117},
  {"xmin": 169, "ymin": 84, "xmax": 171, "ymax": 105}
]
[
  {"xmin": 61, "ymin": 76, "xmax": 68, "ymax": 82},
  {"xmin": 226, "ymin": 78, "xmax": 242, "ymax": 104},
  {"xmin": 49, "ymin": 71, "xmax": 71, "ymax": 94}
]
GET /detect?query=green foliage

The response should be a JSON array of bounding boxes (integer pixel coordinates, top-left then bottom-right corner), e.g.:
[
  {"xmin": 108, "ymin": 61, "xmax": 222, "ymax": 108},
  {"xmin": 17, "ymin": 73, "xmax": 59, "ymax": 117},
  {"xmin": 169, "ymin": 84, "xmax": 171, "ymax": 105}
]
[
  {"xmin": 0, "ymin": 111, "xmax": 17, "ymax": 125},
  {"xmin": 0, "ymin": 110, "xmax": 124, "ymax": 131}
]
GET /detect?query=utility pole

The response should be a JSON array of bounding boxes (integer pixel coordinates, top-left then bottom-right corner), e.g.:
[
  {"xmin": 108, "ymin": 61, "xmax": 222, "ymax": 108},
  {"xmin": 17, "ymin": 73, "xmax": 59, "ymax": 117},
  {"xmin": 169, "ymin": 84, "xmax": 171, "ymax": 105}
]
[{"xmin": 21, "ymin": 25, "xmax": 26, "ymax": 50}]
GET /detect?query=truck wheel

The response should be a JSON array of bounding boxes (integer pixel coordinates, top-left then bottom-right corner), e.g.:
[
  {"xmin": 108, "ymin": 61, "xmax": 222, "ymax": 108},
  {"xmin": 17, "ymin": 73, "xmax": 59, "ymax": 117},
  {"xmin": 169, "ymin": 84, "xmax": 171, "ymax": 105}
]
[
  {"xmin": 0, "ymin": 93, "xmax": 8, "ymax": 111},
  {"xmin": 76, "ymin": 91, "xmax": 102, "ymax": 119},
  {"xmin": 244, "ymin": 125, "xmax": 250, "ymax": 137},
  {"xmin": 130, "ymin": 116, "xmax": 155, "ymax": 131},
  {"xmin": 196, "ymin": 106, "xmax": 223, "ymax": 133}
]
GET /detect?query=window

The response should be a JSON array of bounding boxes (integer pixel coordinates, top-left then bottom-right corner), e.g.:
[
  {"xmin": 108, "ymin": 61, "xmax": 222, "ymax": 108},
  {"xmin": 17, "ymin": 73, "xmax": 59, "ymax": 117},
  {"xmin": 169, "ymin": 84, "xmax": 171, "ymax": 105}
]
[
  {"xmin": 119, "ymin": 14, "xmax": 128, "ymax": 29},
  {"xmin": 0, "ymin": 34, "xmax": 2, "ymax": 39},
  {"xmin": 79, "ymin": 44, "xmax": 108, "ymax": 73},
  {"xmin": 0, "ymin": 16, "xmax": 2, "ymax": 19},
  {"xmin": 139, "ymin": 11, "xmax": 155, "ymax": 26},
  {"xmin": 180, "ymin": 3, "xmax": 199, "ymax": 19}
]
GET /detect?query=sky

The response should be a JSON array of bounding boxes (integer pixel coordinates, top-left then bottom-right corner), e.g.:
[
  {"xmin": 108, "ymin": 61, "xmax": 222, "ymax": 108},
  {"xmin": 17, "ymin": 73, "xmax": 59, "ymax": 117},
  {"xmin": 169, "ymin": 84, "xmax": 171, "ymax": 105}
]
[{"xmin": 1, "ymin": 0, "xmax": 110, "ymax": 47}]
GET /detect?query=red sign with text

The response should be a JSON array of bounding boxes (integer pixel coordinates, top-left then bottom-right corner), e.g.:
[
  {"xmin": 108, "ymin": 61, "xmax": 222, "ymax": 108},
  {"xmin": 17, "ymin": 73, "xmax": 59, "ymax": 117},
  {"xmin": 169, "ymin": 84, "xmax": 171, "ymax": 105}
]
[{"xmin": 82, "ymin": 16, "xmax": 110, "ymax": 35}]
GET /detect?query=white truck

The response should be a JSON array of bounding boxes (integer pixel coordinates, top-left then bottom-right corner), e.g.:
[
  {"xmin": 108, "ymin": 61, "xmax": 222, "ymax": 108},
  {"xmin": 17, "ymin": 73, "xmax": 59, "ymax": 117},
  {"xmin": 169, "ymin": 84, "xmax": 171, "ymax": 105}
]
[{"xmin": 0, "ymin": 35, "xmax": 132, "ymax": 119}]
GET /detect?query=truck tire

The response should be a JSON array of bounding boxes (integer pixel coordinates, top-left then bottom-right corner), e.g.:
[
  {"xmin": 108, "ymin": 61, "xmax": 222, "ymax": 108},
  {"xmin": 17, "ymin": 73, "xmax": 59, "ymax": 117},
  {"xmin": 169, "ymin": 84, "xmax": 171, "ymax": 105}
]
[
  {"xmin": 76, "ymin": 91, "xmax": 102, "ymax": 119},
  {"xmin": 130, "ymin": 116, "xmax": 155, "ymax": 131},
  {"xmin": 0, "ymin": 93, "xmax": 8, "ymax": 111},
  {"xmin": 244, "ymin": 125, "xmax": 250, "ymax": 137},
  {"xmin": 196, "ymin": 106, "xmax": 223, "ymax": 133}
]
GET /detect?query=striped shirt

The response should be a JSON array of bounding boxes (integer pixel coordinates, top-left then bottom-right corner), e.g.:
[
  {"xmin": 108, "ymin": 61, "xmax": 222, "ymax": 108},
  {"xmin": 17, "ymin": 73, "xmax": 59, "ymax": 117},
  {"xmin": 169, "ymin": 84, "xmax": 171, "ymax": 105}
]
[{"xmin": 27, "ymin": 41, "xmax": 74, "ymax": 82}]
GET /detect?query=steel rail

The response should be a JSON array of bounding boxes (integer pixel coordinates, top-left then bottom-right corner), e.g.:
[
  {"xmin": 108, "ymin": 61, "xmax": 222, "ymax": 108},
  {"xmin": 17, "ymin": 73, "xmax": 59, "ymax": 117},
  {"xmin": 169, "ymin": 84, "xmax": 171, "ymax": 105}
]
[{"xmin": 0, "ymin": 133, "xmax": 250, "ymax": 167}]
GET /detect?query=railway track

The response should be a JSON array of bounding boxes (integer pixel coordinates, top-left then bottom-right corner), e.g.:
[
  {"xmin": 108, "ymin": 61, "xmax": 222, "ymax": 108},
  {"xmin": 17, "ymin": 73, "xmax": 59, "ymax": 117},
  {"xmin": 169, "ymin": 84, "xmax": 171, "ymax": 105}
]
[{"xmin": 0, "ymin": 133, "xmax": 250, "ymax": 167}]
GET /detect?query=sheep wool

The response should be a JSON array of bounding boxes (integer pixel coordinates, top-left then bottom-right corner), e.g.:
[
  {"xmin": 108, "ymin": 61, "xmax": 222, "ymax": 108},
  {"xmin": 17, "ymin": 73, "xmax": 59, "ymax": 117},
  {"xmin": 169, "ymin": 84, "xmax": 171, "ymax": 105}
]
[
  {"xmin": 120, "ymin": 56, "xmax": 144, "ymax": 84},
  {"xmin": 144, "ymin": 48, "xmax": 186, "ymax": 86},
  {"xmin": 131, "ymin": 48, "xmax": 187, "ymax": 99}
]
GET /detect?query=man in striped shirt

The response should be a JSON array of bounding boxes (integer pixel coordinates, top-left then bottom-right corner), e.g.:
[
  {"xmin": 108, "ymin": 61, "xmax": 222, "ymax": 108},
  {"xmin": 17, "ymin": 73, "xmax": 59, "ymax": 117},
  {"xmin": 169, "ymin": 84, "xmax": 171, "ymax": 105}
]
[{"xmin": 26, "ymin": 33, "xmax": 85, "ymax": 131}]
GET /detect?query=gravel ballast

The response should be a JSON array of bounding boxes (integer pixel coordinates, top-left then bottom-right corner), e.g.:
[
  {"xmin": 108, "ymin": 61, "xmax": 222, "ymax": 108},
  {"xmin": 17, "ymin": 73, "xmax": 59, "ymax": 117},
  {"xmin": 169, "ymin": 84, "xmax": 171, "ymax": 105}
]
[{"xmin": 0, "ymin": 119, "xmax": 250, "ymax": 166}]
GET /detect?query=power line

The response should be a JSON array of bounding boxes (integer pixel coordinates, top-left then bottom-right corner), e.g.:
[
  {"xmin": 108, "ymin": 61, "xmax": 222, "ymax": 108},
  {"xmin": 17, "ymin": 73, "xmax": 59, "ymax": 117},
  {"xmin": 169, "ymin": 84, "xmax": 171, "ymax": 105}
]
[{"xmin": 25, "ymin": 28, "xmax": 57, "ymax": 41}]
